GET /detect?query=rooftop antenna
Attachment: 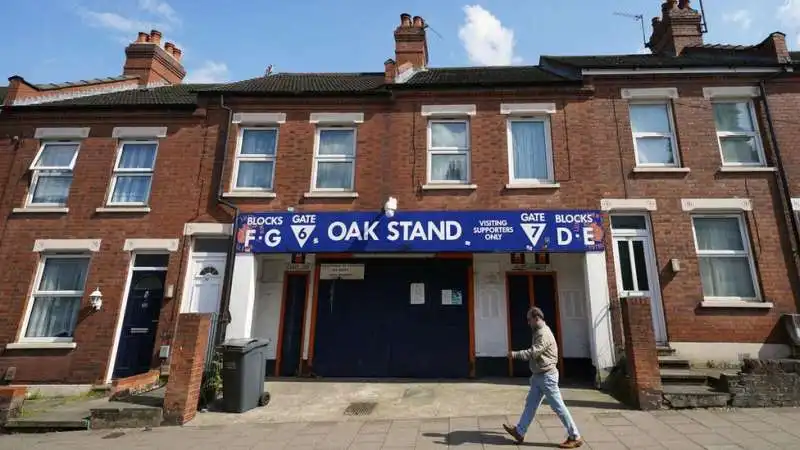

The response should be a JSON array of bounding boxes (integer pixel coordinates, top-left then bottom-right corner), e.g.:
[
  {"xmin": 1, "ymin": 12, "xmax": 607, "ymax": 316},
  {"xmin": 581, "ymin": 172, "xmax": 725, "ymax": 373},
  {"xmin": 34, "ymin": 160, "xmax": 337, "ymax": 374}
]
[
  {"xmin": 423, "ymin": 23, "xmax": 444, "ymax": 41},
  {"xmin": 265, "ymin": 64, "xmax": 273, "ymax": 76},
  {"xmin": 697, "ymin": 0, "xmax": 709, "ymax": 33},
  {"xmin": 613, "ymin": 12, "xmax": 647, "ymax": 49}
]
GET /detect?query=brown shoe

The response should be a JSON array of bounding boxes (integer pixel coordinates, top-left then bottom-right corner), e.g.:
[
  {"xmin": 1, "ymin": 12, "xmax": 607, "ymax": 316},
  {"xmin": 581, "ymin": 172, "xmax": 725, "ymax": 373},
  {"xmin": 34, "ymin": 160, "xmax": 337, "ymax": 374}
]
[
  {"xmin": 559, "ymin": 436, "xmax": 584, "ymax": 448},
  {"xmin": 502, "ymin": 423, "xmax": 524, "ymax": 443}
]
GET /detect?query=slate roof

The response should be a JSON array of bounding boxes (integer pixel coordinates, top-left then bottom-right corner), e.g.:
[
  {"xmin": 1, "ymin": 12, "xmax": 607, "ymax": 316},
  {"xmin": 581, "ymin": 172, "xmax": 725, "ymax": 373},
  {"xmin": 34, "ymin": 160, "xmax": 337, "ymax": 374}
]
[
  {"xmin": 401, "ymin": 66, "xmax": 574, "ymax": 86},
  {"xmin": 204, "ymin": 73, "xmax": 387, "ymax": 94},
  {"xmin": 21, "ymin": 83, "xmax": 217, "ymax": 108},
  {"xmin": 541, "ymin": 53, "xmax": 791, "ymax": 70}
]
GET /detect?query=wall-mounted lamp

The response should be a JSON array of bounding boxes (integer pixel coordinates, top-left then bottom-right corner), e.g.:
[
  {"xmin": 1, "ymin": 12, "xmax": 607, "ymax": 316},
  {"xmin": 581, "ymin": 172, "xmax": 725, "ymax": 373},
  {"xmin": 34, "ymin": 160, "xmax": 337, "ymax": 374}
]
[
  {"xmin": 384, "ymin": 196, "xmax": 398, "ymax": 218},
  {"xmin": 89, "ymin": 287, "xmax": 103, "ymax": 311},
  {"xmin": 670, "ymin": 258, "xmax": 681, "ymax": 273}
]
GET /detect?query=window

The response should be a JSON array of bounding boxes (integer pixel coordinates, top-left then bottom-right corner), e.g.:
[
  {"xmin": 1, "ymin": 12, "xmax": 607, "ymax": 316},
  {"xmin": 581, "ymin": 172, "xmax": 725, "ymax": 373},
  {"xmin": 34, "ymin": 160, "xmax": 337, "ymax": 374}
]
[
  {"xmin": 691, "ymin": 215, "xmax": 758, "ymax": 300},
  {"xmin": 507, "ymin": 118, "xmax": 553, "ymax": 184},
  {"xmin": 629, "ymin": 102, "xmax": 679, "ymax": 167},
  {"xmin": 712, "ymin": 100, "xmax": 765, "ymax": 166},
  {"xmin": 312, "ymin": 127, "xmax": 356, "ymax": 191},
  {"xmin": 27, "ymin": 142, "xmax": 80, "ymax": 206},
  {"xmin": 233, "ymin": 128, "xmax": 277, "ymax": 190},
  {"xmin": 428, "ymin": 120, "xmax": 470, "ymax": 183},
  {"xmin": 23, "ymin": 255, "xmax": 90, "ymax": 340},
  {"xmin": 108, "ymin": 141, "xmax": 158, "ymax": 205}
]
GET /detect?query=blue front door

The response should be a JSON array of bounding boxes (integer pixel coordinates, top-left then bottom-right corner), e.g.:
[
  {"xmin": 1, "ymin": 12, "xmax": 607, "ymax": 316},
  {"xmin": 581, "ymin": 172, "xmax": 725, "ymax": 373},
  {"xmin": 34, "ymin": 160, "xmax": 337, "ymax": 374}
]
[{"xmin": 113, "ymin": 270, "xmax": 166, "ymax": 379}]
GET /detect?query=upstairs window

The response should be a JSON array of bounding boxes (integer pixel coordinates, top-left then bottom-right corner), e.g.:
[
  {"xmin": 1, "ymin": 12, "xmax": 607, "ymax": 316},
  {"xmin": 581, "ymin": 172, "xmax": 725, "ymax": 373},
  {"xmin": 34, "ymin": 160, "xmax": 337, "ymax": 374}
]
[
  {"xmin": 312, "ymin": 128, "xmax": 356, "ymax": 191},
  {"xmin": 27, "ymin": 142, "xmax": 80, "ymax": 207},
  {"xmin": 629, "ymin": 102, "xmax": 680, "ymax": 167},
  {"xmin": 507, "ymin": 118, "xmax": 554, "ymax": 184},
  {"xmin": 233, "ymin": 128, "xmax": 278, "ymax": 191},
  {"xmin": 712, "ymin": 100, "xmax": 766, "ymax": 166},
  {"xmin": 428, "ymin": 120, "xmax": 470, "ymax": 183},
  {"xmin": 107, "ymin": 141, "xmax": 158, "ymax": 206}
]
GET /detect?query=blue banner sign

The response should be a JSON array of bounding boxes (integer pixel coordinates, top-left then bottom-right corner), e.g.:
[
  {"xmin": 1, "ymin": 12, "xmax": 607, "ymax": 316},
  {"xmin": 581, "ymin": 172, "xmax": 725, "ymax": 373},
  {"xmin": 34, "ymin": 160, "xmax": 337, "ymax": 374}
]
[{"xmin": 235, "ymin": 210, "xmax": 605, "ymax": 254}]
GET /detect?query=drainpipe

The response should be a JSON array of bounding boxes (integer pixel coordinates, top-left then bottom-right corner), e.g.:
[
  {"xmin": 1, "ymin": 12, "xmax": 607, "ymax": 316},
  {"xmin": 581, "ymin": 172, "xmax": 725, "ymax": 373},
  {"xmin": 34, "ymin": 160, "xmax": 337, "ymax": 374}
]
[
  {"xmin": 215, "ymin": 94, "xmax": 239, "ymax": 344},
  {"xmin": 759, "ymin": 70, "xmax": 800, "ymax": 305}
]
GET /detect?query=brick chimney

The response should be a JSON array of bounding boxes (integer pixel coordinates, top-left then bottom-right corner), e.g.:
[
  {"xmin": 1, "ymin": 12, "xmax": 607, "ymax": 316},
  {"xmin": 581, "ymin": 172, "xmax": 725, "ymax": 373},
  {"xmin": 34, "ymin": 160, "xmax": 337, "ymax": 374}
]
[
  {"xmin": 648, "ymin": 0, "xmax": 703, "ymax": 56},
  {"xmin": 394, "ymin": 13, "xmax": 428, "ymax": 70},
  {"xmin": 123, "ymin": 29, "xmax": 186, "ymax": 85}
]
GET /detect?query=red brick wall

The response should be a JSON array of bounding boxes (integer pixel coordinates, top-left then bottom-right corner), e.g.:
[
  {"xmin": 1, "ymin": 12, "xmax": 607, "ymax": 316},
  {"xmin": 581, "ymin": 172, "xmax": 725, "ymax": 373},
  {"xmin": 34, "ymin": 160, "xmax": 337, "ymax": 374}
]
[
  {"xmin": 0, "ymin": 109, "xmax": 229, "ymax": 384},
  {"xmin": 163, "ymin": 312, "xmax": 210, "ymax": 425},
  {"xmin": 621, "ymin": 297, "xmax": 662, "ymax": 410}
]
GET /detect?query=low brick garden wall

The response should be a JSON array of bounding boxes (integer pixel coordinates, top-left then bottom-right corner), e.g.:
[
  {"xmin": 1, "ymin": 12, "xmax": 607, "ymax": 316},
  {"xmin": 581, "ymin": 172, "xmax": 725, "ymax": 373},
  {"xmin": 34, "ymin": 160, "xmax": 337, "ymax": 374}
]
[{"xmin": 721, "ymin": 359, "xmax": 800, "ymax": 408}]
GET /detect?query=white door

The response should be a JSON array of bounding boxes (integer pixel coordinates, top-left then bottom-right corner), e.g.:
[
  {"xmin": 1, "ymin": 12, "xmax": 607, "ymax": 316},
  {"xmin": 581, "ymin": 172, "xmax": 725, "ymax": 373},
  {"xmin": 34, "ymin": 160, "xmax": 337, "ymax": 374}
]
[
  {"xmin": 610, "ymin": 214, "xmax": 667, "ymax": 344},
  {"xmin": 187, "ymin": 255, "xmax": 226, "ymax": 314}
]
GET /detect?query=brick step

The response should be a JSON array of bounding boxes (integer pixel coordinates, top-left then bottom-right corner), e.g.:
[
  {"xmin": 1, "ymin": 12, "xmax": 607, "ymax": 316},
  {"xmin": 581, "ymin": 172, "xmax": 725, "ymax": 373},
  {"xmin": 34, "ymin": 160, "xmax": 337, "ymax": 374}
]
[
  {"xmin": 661, "ymin": 384, "xmax": 731, "ymax": 409},
  {"xmin": 658, "ymin": 355, "xmax": 691, "ymax": 370},
  {"xmin": 660, "ymin": 369, "xmax": 710, "ymax": 386},
  {"xmin": 2, "ymin": 418, "xmax": 89, "ymax": 433},
  {"xmin": 656, "ymin": 346, "xmax": 676, "ymax": 357}
]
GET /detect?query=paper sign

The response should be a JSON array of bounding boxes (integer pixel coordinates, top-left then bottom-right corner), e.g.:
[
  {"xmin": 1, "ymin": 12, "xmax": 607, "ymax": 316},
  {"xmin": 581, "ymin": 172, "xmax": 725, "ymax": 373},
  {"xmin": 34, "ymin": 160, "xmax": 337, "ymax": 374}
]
[
  {"xmin": 410, "ymin": 283, "xmax": 425, "ymax": 305},
  {"xmin": 319, "ymin": 264, "xmax": 365, "ymax": 280},
  {"xmin": 441, "ymin": 289, "xmax": 452, "ymax": 305},
  {"xmin": 451, "ymin": 290, "xmax": 463, "ymax": 306}
]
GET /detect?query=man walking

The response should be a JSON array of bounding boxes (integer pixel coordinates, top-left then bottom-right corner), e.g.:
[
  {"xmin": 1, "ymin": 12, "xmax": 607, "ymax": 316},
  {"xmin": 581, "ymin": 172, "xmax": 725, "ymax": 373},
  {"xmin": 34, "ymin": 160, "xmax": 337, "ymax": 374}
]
[{"xmin": 503, "ymin": 306, "xmax": 583, "ymax": 448}]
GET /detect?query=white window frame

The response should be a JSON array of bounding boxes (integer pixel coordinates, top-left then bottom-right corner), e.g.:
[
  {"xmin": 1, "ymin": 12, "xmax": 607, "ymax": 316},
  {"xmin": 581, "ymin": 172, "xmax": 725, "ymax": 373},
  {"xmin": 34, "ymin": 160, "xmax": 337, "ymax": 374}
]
[
  {"xmin": 712, "ymin": 99, "xmax": 767, "ymax": 167},
  {"xmin": 230, "ymin": 127, "xmax": 279, "ymax": 192},
  {"xmin": 26, "ymin": 141, "xmax": 81, "ymax": 207},
  {"xmin": 506, "ymin": 117, "xmax": 554, "ymax": 185},
  {"xmin": 629, "ymin": 100, "xmax": 681, "ymax": 168},
  {"xmin": 106, "ymin": 140, "xmax": 159, "ymax": 206},
  {"xmin": 690, "ymin": 214, "xmax": 760, "ymax": 303},
  {"xmin": 18, "ymin": 254, "xmax": 91, "ymax": 343},
  {"xmin": 426, "ymin": 119, "xmax": 471, "ymax": 184},
  {"xmin": 310, "ymin": 126, "xmax": 357, "ymax": 192}
]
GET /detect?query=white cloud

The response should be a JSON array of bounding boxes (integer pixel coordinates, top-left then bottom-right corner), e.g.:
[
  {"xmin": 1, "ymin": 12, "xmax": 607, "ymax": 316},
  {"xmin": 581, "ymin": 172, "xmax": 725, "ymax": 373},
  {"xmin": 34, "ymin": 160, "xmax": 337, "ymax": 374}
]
[
  {"xmin": 778, "ymin": 0, "xmax": 800, "ymax": 45},
  {"xmin": 185, "ymin": 61, "xmax": 230, "ymax": 83},
  {"xmin": 458, "ymin": 5, "xmax": 521, "ymax": 66},
  {"xmin": 139, "ymin": 0, "xmax": 180, "ymax": 24},
  {"xmin": 723, "ymin": 9, "xmax": 752, "ymax": 30},
  {"xmin": 81, "ymin": 11, "xmax": 157, "ymax": 33}
]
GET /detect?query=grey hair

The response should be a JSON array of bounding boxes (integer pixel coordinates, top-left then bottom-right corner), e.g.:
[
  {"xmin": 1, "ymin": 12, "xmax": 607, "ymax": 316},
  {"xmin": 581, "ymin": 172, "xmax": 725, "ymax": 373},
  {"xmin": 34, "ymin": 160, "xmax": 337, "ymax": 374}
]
[{"xmin": 527, "ymin": 306, "xmax": 545, "ymax": 320}]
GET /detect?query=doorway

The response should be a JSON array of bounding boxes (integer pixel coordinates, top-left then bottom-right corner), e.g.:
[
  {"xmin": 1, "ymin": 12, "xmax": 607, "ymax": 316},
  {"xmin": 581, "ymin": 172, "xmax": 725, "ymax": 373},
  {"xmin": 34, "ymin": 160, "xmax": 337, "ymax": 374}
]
[
  {"xmin": 183, "ymin": 237, "xmax": 228, "ymax": 314},
  {"xmin": 610, "ymin": 214, "xmax": 667, "ymax": 344},
  {"xmin": 113, "ymin": 254, "xmax": 168, "ymax": 379},
  {"xmin": 276, "ymin": 273, "xmax": 309, "ymax": 377},
  {"xmin": 506, "ymin": 273, "xmax": 562, "ymax": 377}
]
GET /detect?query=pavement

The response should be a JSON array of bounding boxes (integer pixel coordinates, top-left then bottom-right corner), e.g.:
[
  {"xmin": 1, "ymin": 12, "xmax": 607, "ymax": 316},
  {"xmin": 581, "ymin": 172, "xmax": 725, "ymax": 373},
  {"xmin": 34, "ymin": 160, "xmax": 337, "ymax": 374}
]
[{"xmin": 4, "ymin": 407, "xmax": 800, "ymax": 449}]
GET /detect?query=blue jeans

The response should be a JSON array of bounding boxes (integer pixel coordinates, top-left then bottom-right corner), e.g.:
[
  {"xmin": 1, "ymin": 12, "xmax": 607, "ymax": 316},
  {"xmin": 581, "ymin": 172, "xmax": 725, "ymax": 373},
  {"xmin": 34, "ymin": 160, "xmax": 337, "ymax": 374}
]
[{"xmin": 515, "ymin": 370, "xmax": 580, "ymax": 439}]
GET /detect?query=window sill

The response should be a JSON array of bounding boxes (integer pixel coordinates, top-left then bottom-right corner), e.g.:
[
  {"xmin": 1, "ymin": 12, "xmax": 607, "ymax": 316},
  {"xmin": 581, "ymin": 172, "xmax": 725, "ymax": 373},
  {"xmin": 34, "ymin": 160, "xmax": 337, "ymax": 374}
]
[
  {"xmin": 303, "ymin": 191, "xmax": 359, "ymax": 199},
  {"xmin": 95, "ymin": 207, "xmax": 151, "ymax": 213},
  {"xmin": 633, "ymin": 167, "xmax": 691, "ymax": 173},
  {"xmin": 719, "ymin": 166, "xmax": 776, "ymax": 173},
  {"xmin": 700, "ymin": 300, "xmax": 774, "ymax": 309},
  {"xmin": 222, "ymin": 191, "xmax": 277, "ymax": 198},
  {"xmin": 505, "ymin": 183, "xmax": 561, "ymax": 189},
  {"xmin": 12, "ymin": 207, "xmax": 69, "ymax": 214},
  {"xmin": 421, "ymin": 184, "xmax": 478, "ymax": 191},
  {"xmin": 5, "ymin": 342, "xmax": 77, "ymax": 350}
]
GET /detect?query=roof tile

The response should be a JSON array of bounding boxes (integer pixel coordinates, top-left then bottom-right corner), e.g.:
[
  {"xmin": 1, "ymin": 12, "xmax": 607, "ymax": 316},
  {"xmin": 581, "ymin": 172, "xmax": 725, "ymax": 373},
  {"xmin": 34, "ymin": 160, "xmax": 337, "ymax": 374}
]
[{"xmin": 205, "ymin": 73, "xmax": 386, "ymax": 93}]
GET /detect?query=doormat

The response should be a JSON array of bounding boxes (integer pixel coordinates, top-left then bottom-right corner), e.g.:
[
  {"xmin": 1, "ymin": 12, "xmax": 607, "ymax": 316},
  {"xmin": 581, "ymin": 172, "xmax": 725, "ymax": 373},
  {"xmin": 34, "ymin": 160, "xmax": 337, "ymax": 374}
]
[{"xmin": 343, "ymin": 401, "xmax": 377, "ymax": 416}]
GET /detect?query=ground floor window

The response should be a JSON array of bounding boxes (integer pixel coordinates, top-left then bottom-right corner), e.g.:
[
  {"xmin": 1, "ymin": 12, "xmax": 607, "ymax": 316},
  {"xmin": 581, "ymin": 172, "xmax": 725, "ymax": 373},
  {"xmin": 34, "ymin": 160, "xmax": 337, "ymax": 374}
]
[
  {"xmin": 691, "ymin": 215, "xmax": 758, "ymax": 301},
  {"xmin": 24, "ymin": 255, "xmax": 90, "ymax": 339}
]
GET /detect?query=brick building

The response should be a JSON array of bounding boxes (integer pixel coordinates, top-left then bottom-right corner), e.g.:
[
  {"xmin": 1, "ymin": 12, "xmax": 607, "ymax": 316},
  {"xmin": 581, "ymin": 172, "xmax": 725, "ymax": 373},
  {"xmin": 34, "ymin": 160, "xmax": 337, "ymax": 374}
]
[{"xmin": 1, "ymin": 0, "xmax": 799, "ymax": 386}]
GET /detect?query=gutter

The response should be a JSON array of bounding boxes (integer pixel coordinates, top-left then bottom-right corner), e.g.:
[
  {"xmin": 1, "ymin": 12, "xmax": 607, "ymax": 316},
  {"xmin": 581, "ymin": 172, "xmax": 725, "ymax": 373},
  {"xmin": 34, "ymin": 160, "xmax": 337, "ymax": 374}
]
[
  {"xmin": 759, "ymin": 69, "xmax": 800, "ymax": 306},
  {"xmin": 214, "ymin": 94, "xmax": 239, "ymax": 345}
]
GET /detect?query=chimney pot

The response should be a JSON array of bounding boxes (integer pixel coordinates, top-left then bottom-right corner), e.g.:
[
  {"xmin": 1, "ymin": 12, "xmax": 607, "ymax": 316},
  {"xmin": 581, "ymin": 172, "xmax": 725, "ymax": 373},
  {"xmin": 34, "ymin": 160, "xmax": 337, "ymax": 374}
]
[
  {"xmin": 400, "ymin": 13, "xmax": 412, "ymax": 27},
  {"xmin": 136, "ymin": 32, "xmax": 149, "ymax": 43},
  {"xmin": 164, "ymin": 41, "xmax": 175, "ymax": 53},
  {"xmin": 149, "ymin": 29, "xmax": 162, "ymax": 45},
  {"xmin": 172, "ymin": 47, "xmax": 182, "ymax": 61},
  {"xmin": 413, "ymin": 16, "xmax": 424, "ymax": 28},
  {"xmin": 678, "ymin": 0, "xmax": 690, "ymax": 9}
]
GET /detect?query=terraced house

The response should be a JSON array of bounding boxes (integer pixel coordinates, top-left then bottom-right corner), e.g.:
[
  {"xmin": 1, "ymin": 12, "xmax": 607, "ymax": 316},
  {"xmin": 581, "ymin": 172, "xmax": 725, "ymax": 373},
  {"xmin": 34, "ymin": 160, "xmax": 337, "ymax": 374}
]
[{"xmin": 1, "ymin": 0, "xmax": 799, "ymax": 391}]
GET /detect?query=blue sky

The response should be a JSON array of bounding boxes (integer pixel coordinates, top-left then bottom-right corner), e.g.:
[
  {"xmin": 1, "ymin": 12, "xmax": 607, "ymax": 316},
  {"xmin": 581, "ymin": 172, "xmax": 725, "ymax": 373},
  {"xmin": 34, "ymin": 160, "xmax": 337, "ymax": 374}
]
[{"xmin": 2, "ymin": 1, "xmax": 800, "ymax": 85}]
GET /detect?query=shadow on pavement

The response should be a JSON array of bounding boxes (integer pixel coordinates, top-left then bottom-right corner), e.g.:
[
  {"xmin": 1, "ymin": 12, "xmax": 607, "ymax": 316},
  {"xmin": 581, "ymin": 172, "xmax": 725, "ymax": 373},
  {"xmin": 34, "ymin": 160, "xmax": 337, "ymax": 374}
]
[{"xmin": 422, "ymin": 430, "xmax": 560, "ymax": 447}]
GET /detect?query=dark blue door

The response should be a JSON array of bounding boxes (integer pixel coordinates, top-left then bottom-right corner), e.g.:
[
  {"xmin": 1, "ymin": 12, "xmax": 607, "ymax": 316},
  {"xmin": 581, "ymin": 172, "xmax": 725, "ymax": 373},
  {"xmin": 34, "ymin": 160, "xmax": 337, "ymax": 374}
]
[
  {"xmin": 508, "ymin": 274, "xmax": 533, "ymax": 377},
  {"xmin": 113, "ymin": 270, "xmax": 166, "ymax": 379},
  {"xmin": 313, "ymin": 258, "xmax": 470, "ymax": 378}
]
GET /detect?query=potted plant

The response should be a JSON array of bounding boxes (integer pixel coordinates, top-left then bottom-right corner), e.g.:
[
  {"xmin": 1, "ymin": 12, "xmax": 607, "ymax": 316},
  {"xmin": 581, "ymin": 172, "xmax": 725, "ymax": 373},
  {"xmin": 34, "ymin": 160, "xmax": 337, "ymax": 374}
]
[{"xmin": 198, "ymin": 352, "xmax": 223, "ymax": 411}]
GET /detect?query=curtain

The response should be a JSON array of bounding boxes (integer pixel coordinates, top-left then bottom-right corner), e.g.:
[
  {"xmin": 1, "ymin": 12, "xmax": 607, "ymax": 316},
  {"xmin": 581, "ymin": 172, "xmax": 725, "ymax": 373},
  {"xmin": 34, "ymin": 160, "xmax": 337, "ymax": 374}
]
[
  {"xmin": 241, "ymin": 130, "xmax": 277, "ymax": 155},
  {"xmin": 713, "ymin": 102, "xmax": 754, "ymax": 133},
  {"xmin": 694, "ymin": 218, "xmax": 754, "ymax": 298},
  {"xmin": 36, "ymin": 144, "xmax": 78, "ymax": 168},
  {"xmin": 316, "ymin": 130, "xmax": 355, "ymax": 188},
  {"xmin": 26, "ymin": 258, "xmax": 88, "ymax": 338},
  {"xmin": 31, "ymin": 175, "xmax": 72, "ymax": 204},
  {"xmin": 430, "ymin": 155, "xmax": 467, "ymax": 181},
  {"xmin": 630, "ymin": 104, "xmax": 675, "ymax": 165},
  {"xmin": 430, "ymin": 122, "xmax": 467, "ymax": 148},
  {"xmin": 511, "ymin": 121, "xmax": 548, "ymax": 180},
  {"xmin": 236, "ymin": 161, "xmax": 274, "ymax": 189},
  {"xmin": 316, "ymin": 162, "xmax": 354, "ymax": 189},
  {"xmin": 318, "ymin": 130, "xmax": 355, "ymax": 155},
  {"xmin": 111, "ymin": 144, "xmax": 157, "ymax": 203}
]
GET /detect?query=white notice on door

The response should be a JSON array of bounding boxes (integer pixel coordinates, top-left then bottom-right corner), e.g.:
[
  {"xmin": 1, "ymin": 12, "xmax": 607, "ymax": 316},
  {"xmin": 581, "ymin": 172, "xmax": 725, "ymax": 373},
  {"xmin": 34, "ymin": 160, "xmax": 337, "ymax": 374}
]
[
  {"xmin": 319, "ymin": 264, "xmax": 365, "ymax": 280},
  {"xmin": 441, "ymin": 289, "xmax": 453, "ymax": 305},
  {"xmin": 410, "ymin": 283, "xmax": 425, "ymax": 305}
]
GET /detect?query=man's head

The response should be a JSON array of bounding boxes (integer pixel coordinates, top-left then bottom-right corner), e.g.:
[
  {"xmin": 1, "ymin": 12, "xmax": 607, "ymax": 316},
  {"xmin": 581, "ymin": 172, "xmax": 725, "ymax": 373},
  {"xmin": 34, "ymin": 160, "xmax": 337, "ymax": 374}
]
[{"xmin": 527, "ymin": 306, "xmax": 545, "ymax": 329}]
